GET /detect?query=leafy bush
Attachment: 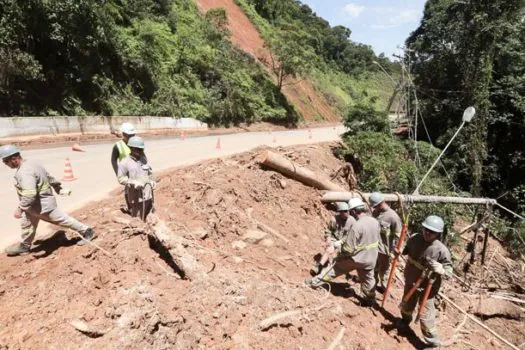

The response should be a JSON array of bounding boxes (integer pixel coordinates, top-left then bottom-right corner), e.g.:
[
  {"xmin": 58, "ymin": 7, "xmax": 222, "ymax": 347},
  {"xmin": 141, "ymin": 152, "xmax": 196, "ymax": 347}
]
[{"xmin": 344, "ymin": 103, "xmax": 390, "ymax": 134}]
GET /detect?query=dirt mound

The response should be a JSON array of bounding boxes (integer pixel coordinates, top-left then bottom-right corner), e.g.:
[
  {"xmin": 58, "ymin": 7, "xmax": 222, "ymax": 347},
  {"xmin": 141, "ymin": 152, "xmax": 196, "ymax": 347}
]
[
  {"xmin": 0, "ymin": 143, "xmax": 523, "ymax": 349},
  {"xmin": 196, "ymin": 0, "xmax": 341, "ymax": 123}
]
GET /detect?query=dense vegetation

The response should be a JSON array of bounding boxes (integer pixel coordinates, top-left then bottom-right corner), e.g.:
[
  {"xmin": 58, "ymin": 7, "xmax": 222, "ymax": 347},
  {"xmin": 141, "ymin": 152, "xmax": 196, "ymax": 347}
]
[
  {"xmin": 0, "ymin": 0, "xmax": 297, "ymax": 124},
  {"xmin": 0, "ymin": 0, "xmax": 395, "ymax": 125},
  {"xmin": 405, "ymin": 0, "xmax": 525, "ymax": 253}
]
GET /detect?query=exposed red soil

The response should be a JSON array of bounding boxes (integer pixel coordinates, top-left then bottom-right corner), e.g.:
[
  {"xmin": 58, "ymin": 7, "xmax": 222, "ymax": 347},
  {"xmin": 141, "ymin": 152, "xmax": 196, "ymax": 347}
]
[
  {"xmin": 195, "ymin": 0, "xmax": 341, "ymax": 122},
  {"xmin": 0, "ymin": 143, "xmax": 523, "ymax": 349}
]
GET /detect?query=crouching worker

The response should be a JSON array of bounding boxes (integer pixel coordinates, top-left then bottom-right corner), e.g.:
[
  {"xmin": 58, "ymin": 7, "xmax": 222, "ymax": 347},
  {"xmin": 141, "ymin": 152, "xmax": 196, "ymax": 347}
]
[
  {"xmin": 397, "ymin": 215, "xmax": 452, "ymax": 348},
  {"xmin": 117, "ymin": 136, "xmax": 155, "ymax": 221},
  {"xmin": 310, "ymin": 202, "xmax": 356, "ymax": 275},
  {"xmin": 307, "ymin": 198, "xmax": 380, "ymax": 306},
  {"xmin": 1, "ymin": 145, "xmax": 94, "ymax": 256}
]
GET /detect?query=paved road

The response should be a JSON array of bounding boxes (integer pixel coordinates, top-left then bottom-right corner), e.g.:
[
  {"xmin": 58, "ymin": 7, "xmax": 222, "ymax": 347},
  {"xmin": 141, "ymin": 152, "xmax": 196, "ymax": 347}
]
[{"xmin": 0, "ymin": 126, "xmax": 344, "ymax": 249}]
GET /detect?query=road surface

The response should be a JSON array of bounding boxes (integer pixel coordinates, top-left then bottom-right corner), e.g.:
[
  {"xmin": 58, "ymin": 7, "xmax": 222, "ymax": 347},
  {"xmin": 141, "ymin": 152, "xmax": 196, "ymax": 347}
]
[{"xmin": 0, "ymin": 126, "xmax": 344, "ymax": 249}]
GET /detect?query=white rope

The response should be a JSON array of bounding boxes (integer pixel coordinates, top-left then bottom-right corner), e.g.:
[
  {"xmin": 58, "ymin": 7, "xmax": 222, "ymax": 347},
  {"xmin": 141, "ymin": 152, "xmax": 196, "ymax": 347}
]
[{"xmin": 495, "ymin": 202, "xmax": 525, "ymax": 220}]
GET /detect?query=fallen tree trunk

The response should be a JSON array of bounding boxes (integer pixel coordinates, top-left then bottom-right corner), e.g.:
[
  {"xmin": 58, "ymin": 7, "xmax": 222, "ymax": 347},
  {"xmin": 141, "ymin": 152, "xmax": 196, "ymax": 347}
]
[
  {"xmin": 258, "ymin": 151, "xmax": 344, "ymax": 191},
  {"xmin": 321, "ymin": 191, "xmax": 496, "ymax": 206}
]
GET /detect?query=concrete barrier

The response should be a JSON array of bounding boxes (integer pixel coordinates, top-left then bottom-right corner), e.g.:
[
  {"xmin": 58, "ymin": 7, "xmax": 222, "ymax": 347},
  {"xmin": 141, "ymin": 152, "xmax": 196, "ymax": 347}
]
[{"xmin": 0, "ymin": 116, "xmax": 208, "ymax": 138}]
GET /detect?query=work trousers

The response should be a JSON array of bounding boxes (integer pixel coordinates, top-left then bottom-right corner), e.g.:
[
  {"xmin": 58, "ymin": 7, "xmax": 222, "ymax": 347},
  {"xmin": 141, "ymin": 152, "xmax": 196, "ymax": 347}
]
[
  {"xmin": 399, "ymin": 283, "xmax": 440, "ymax": 346},
  {"xmin": 375, "ymin": 253, "xmax": 391, "ymax": 288},
  {"xmin": 21, "ymin": 208, "xmax": 89, "ymax": 246},
  {"xmin": 321, "ymin": 257, "xmax": 376, "ymax": 301}
]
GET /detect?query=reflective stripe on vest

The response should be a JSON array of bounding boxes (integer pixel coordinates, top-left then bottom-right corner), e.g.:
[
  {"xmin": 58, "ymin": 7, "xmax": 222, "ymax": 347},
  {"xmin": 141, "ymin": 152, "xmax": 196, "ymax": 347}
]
[
  {"xmin": 343, "ymin": 240, "xmax": 379, "ymax": 255},
  {"xmin": 17, "ymin": 182, "xmax": 51, "ymax": 197},
  {"xmin": 116, "ymin": 140, "xmax": 131, "ymax": 162},
  {"xmin": 407, "ymin": 255, "xmax": 426, "ymax": 271}
]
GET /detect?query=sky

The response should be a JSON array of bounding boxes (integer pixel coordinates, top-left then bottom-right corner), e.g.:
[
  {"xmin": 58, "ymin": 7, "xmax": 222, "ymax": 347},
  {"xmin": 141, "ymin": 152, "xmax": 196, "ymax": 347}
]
[{"xmin": 300, "ymin": 0, "xmax": 427, "ymax": 59}]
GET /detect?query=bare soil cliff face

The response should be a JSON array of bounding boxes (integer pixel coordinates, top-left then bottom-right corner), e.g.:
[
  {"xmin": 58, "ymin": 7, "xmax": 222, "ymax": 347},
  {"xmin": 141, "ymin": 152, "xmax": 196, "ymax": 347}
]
[{"xmin": 196, "ymin": 0, "xmax": 341, "ymax": 123}]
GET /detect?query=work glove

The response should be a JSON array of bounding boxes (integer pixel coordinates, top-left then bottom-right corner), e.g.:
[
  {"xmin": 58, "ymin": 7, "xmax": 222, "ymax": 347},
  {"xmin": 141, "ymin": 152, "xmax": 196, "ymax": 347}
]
[{"xmin": 428, "ymin": 259, "xmax": 445, "ymax": 276}]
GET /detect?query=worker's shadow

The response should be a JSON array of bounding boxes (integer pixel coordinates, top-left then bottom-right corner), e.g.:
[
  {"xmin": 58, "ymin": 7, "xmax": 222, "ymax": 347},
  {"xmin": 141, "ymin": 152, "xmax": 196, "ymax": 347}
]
[
  {"xmin": 323, "ymin": 281, "xmax": 427, "ymax": 349},
  {"xmin": 31, "ymin": 230, "xmax": 78, "ymax": 258}
]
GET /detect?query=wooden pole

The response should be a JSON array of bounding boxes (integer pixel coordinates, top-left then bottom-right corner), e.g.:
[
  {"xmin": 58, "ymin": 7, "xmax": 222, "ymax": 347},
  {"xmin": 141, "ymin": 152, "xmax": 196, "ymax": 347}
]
[
  {"xmin": 321, "ymin": 191, "xmax": 497, "ymax": 206},
  {"xmin": 481, "ymin": 228, "xmax": 490, "ymax": 265},
  {"xmin": 258, "ymin": 151, "xmax": 344, "ymax": 191}
]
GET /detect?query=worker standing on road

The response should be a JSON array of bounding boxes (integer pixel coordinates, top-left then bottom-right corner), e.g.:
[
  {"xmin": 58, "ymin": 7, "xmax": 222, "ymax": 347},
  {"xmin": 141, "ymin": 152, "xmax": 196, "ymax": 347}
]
[
  {"xmin": 1, "ymin": 145, "xmax": 94, "ymax": 256},
  {"xmin": 307, "ymin": 198, "xmax": 380, "ymax": 306},
  {"xmin": 111, "ymin": 122, "xmax": 137, "ymax": 175},
  {"xmin": 397, "ymin": 215, "xmax": 452, "ymax": 348},
  {"xmin": 369, "ymin": 192, "xmax": 402, "ymax": 293},
  {"xmin": 310, "ymin": 202, "xmax": 356, "ymax": 275},
  {"xmin": 117, "ymin": 137, "xmax": 155, "ymax": 220}
]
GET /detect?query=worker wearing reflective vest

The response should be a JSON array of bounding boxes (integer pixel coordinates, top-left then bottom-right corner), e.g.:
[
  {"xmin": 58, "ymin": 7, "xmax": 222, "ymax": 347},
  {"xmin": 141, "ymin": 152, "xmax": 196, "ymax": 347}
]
[
  {"xmin": 308, "ymin": 198, "xmax": 380, "ymax": 306},
  {"xmin": 111, "ymin": 122, "xmax": 137, "ymax": 175},
  {"xmin": 0, "ymin": 145, "xmax": 94, "ymax": 256},
  {"xmin": 117, "ymin": 137, "xmax": 156, "ymax": 220},
  {"xmin": 398, "ymin": 215, "xmax": 453, "ymax": 348},
  {"xmin": 369, "ymin": 192, "xmax": 402, "ymax": 291}
]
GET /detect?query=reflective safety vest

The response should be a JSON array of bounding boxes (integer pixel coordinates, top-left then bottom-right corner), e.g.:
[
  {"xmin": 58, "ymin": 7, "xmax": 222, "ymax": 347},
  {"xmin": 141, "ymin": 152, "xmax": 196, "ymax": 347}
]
[{"xmin": 116, "ymin": 140, "xmax": 131, "ymax": 162}]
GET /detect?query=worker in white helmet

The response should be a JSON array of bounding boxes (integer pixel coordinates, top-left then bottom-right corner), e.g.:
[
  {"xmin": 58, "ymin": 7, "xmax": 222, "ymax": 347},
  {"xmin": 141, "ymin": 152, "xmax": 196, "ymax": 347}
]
[
  {"xmin": 0, "ymin": 145, "xmax": 94, "ymax": 256},
  {"xmin": 307, "ymin": 198, "xmax": 380, "ymax": 307},
  {"xmin": 111, "ymin": 122, "xmax": 148, "ymax": 213},
  {"xmin": 310, "ymin": 201, "xmax": 356, "ymax": 276},
  {"xmin": 117, "ymin": 136, "xmax": 155, "ymax": 220},
  {"xmin": 369, "ymin": 192, "xmax": 402, "ymax": 292},
  {"xmin": 397, "ymin": 215, "xmax": 452, "ymax": 348}
]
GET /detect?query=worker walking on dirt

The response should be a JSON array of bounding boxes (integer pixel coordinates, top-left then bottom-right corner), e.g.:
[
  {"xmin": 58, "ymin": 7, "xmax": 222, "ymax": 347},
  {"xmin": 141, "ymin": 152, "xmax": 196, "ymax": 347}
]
[
  {"xmin": 1, "ymin": 145, "xmax": 94, "ymax": 256},
  {"xmin": 307, "ymin": 198, "xmax": 380, "ymax": 306},
  {"xmin": 117, "ymin": 136, "xmax": 155, "ymax": 220},
  {"xmin": 310, "ymin": 202, "xmax": 356, "ymax": 275},
  {"xmin": 369, "ymin": 192, "xmax": 402, "ymax": 293},
  {"xmin": 397, "ymin": 215, "xmax": 452, "ymax": 348}
]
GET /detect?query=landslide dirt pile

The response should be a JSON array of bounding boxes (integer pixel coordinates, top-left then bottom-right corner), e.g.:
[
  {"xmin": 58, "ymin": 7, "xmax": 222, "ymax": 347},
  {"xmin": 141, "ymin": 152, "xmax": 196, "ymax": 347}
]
[{"xmin": 0, "ymin": 143, "xmax": 523, "ymax": 349}]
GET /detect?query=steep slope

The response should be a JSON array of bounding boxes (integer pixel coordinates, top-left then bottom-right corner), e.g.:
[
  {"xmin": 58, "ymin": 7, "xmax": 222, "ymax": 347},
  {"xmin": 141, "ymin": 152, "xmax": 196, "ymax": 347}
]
[
  {"xmin": 0, "ymin": 143, "xmax": 523, "ymax": 349},
  {"xmin": 195, "ymin": 0, "xmax": 341, "ymax": 123}
]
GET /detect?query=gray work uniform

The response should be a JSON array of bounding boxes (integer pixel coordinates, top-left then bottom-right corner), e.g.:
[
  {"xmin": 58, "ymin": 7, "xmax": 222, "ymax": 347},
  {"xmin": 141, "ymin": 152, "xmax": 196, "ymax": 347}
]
[
  {"xmin": 117, "ymin": 155, "xmax": 154, "ymax": 220},
  {"xmin": 325, "ymin": 214, "xmax": 356, "ymax": 245},
  {"xmin": 400, "ymin": 233, "xmax": 453, "ymax": 347},
  {"xmin": 374, "ymin": 208, "xmax": 402, "ymax": 288},
  {"xmin": 322, "ymin": 215, "xmax": 380, "ymax": 301},
  {"xmin": 14, "ymin": 160, "xmax": 89, "ymax": 246}
]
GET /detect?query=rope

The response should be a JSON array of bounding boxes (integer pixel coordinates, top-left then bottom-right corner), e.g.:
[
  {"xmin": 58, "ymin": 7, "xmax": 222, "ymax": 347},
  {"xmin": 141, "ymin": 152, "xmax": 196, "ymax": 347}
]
[
  {"xmin": 72, "ymin": 231, "xmax": 112, "ymax": 257},
  {"xmin": 495, "ymin": 202, "xmax": 525, "ymax": 221}
]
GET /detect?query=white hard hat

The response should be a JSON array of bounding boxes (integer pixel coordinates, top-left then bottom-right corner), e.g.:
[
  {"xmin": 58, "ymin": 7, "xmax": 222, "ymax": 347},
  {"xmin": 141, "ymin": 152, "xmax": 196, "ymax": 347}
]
[
  {"xmin": 120, "ymin": 122, "xmax": 137, "ymax": 135},
  {"xmin": 336, "ymin": 202, "xmax": 350, "ymax": 212},
  {"xmin": 369, "ymin": 192, "xmax": 384, "ymax": 208},
  {"xmin": 348, "ymin": 198, "xmax": 365, "ymax": 210},
  {"xmin": 422, "ymin": 215, "xmax": 445, "ymax": 233},
  {"xmin": 127, "ymin": 136, "xmax": 145, "ymax": 149},
  {"xmin": 0, "ymin": 144, "xmax": 21, "ymax": 160}
]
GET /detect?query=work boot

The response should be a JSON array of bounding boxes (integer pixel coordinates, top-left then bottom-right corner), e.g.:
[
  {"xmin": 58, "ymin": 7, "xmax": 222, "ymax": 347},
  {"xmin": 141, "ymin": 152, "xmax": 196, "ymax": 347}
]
[
  {"xmin": 5, "ymin": 243, "xmax": 31, "ymax": 257},
  {"xmin": 360, "ymin": 298, "xmax": 376, "ymax": 307},
  {"xmin": 77, "ymin": 228, "xmax": 94, "ymax": 246},
  {"xmin": 395, "ymin": 318, "xmax": 411, "ymax": 330},
  {"xmin": 310, "ymin": 263, "xmax": 322, "ymax": 276},
  {"xmin": 376, "ymin": 285, "xmax": 386, "ymax": 294}
]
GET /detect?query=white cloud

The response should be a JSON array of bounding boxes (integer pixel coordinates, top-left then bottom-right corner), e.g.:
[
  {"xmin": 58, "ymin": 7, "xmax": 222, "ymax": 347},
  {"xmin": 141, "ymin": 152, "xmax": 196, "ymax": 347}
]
[
  {"xmin": 343, "ymin": 3, "xmax": 365, "ymax": 18},
  {"xmin": 369, "ymin": 7, "xmax": 421, "ymax": 29}
]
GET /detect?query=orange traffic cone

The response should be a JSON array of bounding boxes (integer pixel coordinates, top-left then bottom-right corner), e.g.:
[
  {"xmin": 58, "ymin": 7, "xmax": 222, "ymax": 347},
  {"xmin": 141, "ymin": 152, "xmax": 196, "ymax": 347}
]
[
  {"xmin": 216, "ymin": 137, "xmax": 221, "ymax": 150},
  {"xmin": 72, "ymin": 143, "xmax": 85, "ymax": 152},
  {"xmin": 61, "ymin": 158, "xmax": 77, "ymax": 181},
  {"xmin": 180, "ymin": 130, "xmax": 185, "ymax": 140}
]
